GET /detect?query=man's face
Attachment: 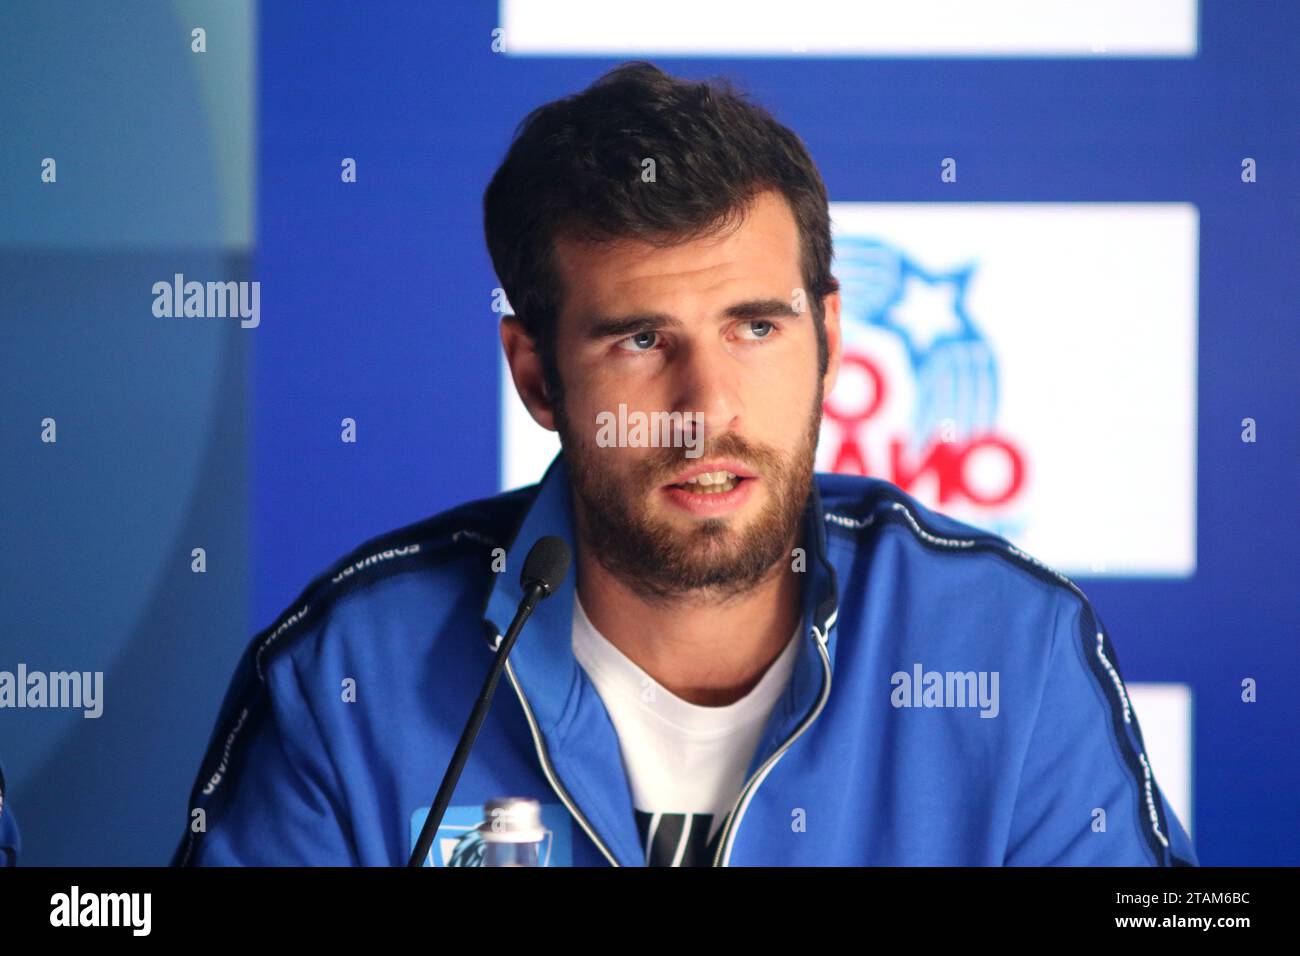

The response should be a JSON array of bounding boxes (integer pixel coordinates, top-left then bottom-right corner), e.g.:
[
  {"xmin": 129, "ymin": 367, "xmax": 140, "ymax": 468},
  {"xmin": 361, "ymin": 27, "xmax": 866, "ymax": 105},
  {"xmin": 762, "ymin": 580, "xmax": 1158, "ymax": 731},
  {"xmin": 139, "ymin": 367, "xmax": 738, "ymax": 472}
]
[{"xmin": 539, "ymin": 190, "xmax": 840, "ymax": 602}]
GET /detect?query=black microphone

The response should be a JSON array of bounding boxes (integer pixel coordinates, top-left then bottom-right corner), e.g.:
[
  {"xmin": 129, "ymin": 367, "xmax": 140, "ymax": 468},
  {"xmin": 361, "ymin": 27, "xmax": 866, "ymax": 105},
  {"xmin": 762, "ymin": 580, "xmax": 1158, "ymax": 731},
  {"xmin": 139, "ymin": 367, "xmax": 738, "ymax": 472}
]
[{"xmin": 407, "ymin": 535, "xmax": 571, "ymax": 867}]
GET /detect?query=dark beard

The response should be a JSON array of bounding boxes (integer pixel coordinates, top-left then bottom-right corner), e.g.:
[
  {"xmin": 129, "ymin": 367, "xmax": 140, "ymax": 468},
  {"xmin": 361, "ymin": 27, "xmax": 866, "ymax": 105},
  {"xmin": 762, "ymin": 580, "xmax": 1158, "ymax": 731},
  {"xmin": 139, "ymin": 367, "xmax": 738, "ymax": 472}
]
[{"xmin": 558, "ymin": 386, "xmax": 823, "ymax": 604}]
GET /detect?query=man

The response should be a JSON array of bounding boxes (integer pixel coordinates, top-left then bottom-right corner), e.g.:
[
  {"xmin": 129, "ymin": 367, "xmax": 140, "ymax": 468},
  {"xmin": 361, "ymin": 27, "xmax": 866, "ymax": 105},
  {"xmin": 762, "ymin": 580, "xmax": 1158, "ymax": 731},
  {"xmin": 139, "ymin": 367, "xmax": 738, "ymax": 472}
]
[{"xmin": 174, "ymin": 62, "xmax": 1195, "ymax": 866}]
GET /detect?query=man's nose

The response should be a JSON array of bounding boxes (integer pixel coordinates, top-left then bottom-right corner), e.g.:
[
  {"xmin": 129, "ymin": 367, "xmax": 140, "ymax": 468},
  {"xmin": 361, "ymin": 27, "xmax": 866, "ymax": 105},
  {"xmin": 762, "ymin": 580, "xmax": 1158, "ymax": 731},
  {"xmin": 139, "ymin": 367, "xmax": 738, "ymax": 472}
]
[{"xmin": 671, "ymin": 338, "xmax": 743, "ymax": 445}]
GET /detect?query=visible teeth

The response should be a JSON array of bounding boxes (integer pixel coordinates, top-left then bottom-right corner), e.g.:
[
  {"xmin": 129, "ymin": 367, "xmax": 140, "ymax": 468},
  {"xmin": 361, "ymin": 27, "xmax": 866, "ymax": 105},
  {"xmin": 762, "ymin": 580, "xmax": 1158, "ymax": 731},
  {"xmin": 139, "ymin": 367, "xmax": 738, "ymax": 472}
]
[
  {"xmin": 683, "ymin": 471, "xmax": 736, "ymax": 486},
  {"xmin": 680, "ymin": 471, "xmax": 739, "ymax": 494}
]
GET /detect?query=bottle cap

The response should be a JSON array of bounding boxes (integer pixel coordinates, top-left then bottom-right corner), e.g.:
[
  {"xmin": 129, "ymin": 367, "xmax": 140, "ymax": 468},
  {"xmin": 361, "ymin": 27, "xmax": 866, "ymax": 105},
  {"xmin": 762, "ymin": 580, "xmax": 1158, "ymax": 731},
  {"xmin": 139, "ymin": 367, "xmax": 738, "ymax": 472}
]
[{"xmin": 478, "ymin": 797, "xmax": 546, "ymax": 843}]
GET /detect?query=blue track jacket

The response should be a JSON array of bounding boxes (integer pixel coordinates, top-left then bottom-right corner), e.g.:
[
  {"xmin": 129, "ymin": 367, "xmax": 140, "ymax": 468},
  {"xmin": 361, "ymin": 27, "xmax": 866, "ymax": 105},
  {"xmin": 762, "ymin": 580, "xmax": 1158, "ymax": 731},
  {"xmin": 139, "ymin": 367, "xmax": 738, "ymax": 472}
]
[{"xmin": 173, "ymin": 451, "xmax": 1197, "ymax": 866}]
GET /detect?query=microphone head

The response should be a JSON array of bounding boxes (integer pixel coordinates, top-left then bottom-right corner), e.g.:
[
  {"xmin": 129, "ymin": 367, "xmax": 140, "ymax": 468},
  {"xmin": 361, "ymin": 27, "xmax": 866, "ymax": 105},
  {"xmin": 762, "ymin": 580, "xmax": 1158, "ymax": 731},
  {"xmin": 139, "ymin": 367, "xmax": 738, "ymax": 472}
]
[{"xmin": 520, "ymin": 535, "xmax": 571, "ymax": 598}]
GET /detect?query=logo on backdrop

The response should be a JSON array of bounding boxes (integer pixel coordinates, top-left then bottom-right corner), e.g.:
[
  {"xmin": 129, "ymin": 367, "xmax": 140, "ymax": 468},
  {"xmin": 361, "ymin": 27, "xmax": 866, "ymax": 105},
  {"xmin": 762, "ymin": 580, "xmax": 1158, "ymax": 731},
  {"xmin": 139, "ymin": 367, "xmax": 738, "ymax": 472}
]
[{"xmin": 823, "ymin": 237, "xmax": 1027, "ymax": 539}]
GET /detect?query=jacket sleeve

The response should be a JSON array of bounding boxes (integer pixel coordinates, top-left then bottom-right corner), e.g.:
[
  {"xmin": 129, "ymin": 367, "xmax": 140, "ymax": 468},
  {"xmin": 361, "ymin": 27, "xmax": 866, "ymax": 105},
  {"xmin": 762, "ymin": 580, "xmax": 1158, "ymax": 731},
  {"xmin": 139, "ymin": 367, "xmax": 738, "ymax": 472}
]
[
  {"xmin": 173, "ymin": 643, "xmax": 359, "ymax": 866},
  {"xmin": 1004, "ymin": 592, "xmax": 1197, "ymax": 866}
]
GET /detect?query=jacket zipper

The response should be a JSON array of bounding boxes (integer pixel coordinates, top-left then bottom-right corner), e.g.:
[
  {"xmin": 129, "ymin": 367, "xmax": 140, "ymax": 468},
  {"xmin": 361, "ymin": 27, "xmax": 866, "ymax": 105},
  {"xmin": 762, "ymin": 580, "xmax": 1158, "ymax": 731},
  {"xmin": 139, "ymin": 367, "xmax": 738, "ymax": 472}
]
[
  {"xmin": 503, "ymin": 654, "xmax": 621, "ymax": 866},
  {"xmin": 711, "ymin": 616, "xmax": 836, "ymax": 867}
]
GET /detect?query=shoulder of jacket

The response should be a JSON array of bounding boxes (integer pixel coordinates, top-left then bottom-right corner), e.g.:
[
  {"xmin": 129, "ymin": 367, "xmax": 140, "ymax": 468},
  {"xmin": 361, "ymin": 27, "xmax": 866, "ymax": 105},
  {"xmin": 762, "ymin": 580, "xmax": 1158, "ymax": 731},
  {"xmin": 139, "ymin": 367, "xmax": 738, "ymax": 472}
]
[
  {"xmin": 815, "ymin": 471, "xmax": 1090, "ymax": 610},
  {"xmin": 171, "ymin": 484, "xmax": 541, "ymax": 865},
  {"xmin": 250, "ymin": 484, "xmax": 538, "ymax": 677}
]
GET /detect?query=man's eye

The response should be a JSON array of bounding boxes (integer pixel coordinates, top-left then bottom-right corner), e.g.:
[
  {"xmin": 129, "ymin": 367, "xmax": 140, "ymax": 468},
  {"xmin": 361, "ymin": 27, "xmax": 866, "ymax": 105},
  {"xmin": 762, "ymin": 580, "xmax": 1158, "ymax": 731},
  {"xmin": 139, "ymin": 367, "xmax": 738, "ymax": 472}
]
[
  {"xmin": 738, "ymin": 320, "xmax": 776, "ymax": 340},
  {"xmin": 616, "ymin": 331, "xmax": 659, "ymax": 352}
]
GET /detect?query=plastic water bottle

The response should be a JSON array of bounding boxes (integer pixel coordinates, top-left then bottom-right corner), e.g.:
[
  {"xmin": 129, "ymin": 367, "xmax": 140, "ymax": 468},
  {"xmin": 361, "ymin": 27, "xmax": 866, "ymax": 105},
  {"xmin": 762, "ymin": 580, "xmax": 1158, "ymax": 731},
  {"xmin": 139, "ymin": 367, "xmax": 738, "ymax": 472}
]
[{"xmin": 479, "ymin": 797, "xmax": 547, "ymax": 867}]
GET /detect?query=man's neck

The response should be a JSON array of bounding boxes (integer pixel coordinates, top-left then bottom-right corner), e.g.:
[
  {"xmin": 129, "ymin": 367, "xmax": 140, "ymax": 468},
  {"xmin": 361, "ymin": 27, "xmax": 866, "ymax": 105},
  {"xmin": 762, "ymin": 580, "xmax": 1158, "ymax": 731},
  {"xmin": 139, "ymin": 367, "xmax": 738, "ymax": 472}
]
[{"xmin": 573, "ymin": 532, "xmax": 805, "ymax": 708}]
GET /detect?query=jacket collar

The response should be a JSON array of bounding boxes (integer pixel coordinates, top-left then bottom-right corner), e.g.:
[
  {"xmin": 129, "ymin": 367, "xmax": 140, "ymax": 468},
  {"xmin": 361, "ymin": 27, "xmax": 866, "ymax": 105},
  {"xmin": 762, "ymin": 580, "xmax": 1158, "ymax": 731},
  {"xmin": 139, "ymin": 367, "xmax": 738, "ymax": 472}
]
[{"xmin": 480, "ymin": 449, "xmax": 840, "ymax": 864}]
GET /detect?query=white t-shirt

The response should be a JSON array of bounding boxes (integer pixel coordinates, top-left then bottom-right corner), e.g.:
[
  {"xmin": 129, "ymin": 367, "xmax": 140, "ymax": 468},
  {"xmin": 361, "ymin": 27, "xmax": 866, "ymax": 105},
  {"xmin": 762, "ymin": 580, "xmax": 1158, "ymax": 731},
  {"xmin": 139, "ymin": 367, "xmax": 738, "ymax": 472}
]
[{"xmin": 571, "ymin": 595, "xmax": 801, "ymax": 866}]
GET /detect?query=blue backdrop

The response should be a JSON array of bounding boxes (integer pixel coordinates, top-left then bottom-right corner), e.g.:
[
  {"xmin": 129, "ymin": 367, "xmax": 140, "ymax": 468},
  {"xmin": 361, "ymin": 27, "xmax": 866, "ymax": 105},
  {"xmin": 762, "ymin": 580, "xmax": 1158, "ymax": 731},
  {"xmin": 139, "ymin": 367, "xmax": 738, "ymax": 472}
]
[{"xmin": 1, "ymin": 0, "xmax": 1295, "ymax": 865}]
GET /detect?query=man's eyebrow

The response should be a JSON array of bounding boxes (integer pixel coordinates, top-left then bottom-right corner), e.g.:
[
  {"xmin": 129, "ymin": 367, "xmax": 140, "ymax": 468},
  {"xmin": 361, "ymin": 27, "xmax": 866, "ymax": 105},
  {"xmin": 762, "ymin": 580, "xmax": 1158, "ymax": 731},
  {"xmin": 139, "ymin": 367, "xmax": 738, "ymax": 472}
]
[
  {"xmin": 583, "ymin": 298, "xmax": 801, "ymax": 339},
  {"xmin": 584, "ymin": 312, "xmax": 681, "ymax": 340},
  {"xmin": 723, "ymin": 298, "xmax": 803, "ymax": 321}
]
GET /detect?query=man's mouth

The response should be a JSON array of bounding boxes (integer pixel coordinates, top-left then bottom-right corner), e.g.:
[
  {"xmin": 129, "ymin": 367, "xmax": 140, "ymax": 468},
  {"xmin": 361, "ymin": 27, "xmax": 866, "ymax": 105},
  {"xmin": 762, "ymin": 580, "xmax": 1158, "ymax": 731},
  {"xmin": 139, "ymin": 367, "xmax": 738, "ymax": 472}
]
[
  {"xmin": 672, "ymin": 470, "xmax": 745, "ymax": 495},
  {"xmin": 663, "ymin": 460, "xmax": 758, "ymax": 497}
]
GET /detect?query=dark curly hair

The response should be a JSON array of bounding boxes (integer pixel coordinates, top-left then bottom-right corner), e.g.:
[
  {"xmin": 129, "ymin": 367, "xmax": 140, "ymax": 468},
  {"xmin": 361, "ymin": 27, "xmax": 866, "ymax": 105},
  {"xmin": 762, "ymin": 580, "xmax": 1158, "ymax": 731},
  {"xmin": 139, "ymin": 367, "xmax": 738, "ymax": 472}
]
[{"xmin": 483, "ymin": 61, "xmax": 839, "ymax": 410}]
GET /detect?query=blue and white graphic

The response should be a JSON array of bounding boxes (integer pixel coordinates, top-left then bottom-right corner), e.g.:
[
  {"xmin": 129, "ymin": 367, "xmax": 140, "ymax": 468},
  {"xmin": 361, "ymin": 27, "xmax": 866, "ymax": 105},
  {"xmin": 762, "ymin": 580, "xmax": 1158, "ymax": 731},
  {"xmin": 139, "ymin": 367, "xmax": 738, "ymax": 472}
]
[{"xmin": 833, "ymin": 236, "xmax": 999, "ymax": 454}]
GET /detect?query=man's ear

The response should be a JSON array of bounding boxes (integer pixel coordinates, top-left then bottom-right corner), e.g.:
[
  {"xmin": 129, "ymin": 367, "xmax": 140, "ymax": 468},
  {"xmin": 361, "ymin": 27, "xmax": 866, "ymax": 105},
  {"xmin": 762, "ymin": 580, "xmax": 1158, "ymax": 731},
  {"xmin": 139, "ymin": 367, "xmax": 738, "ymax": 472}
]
[
  {"xmin": 821, "ymin": 289, "xmax": 843, "ymax": 398},
  {"xmin": 500, "ymin": 315, "xmax": 557, "ymax": 432}
]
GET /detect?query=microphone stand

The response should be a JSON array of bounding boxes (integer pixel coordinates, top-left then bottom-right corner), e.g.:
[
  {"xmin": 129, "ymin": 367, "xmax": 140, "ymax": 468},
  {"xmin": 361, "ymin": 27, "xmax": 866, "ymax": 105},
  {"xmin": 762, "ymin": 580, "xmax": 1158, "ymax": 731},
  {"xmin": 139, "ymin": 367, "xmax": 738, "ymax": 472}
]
[{"xmin": 407, "ymin": 582, "xmax": 546, "ymax": 867}]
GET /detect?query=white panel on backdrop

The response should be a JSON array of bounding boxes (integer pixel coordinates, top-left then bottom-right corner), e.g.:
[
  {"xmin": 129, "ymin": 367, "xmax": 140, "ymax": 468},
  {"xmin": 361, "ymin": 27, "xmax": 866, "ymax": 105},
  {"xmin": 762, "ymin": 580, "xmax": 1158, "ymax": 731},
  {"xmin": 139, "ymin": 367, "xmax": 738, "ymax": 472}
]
[
  {"xmin": 824, "ymin": 203, "xmax": 1197, "ymax": 577},
  {"xmin": 502, "ymin": 0, "xmax": 1198, "ymax": 57},
  {"xmin": 1127, "ymin": 683, "xmax": 1194, "ymax": 838}
]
